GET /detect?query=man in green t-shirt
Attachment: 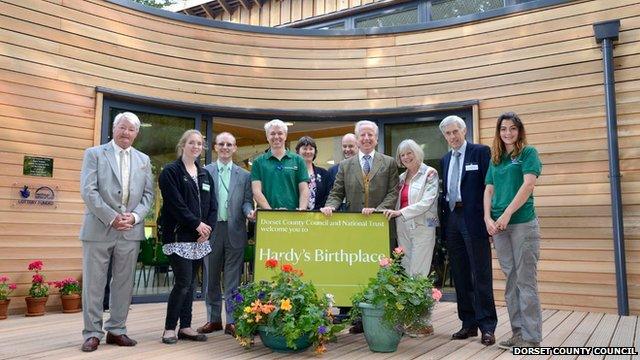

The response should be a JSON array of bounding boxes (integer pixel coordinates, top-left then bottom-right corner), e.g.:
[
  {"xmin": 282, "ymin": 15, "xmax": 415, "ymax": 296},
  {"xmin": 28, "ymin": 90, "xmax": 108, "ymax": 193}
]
[{"xmin": 251, "ymin": 119, "xmax": 309, "ymax": 210}]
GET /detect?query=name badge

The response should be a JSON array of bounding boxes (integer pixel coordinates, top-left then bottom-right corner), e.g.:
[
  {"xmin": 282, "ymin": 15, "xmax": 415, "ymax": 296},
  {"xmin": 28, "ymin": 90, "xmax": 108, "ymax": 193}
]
[
  {"xmin": 202, "ymin": 183, "xmax": 211, "ymax": 192},
  {"xmin": 465, "ymin": 164, "xmax": 479, "ymax": 171}
]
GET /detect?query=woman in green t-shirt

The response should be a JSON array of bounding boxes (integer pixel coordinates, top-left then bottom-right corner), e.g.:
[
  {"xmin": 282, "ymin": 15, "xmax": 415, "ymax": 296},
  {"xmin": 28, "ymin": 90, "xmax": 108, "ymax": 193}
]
[{"xmin": 483, "ymin": 112, "xmax": 542, "ymax": 351}]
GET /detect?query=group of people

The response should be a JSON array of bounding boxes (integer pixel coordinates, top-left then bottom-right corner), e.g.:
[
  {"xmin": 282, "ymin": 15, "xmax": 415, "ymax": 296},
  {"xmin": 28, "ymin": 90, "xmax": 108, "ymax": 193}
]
[{"xmin": 78, "ymin": 110, "xmax": 542, "ymax": 352}]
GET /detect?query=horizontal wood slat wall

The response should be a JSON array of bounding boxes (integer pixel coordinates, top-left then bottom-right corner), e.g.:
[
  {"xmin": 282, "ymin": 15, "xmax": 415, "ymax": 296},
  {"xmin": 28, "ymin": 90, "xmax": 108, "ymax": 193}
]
[{"xmin": 0, "ymin": 0, "xmax": 638, "ymax": 314}]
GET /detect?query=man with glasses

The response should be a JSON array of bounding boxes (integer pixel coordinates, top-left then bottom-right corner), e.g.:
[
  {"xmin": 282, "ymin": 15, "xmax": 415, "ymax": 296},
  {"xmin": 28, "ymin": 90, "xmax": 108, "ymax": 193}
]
[
  {"xmin": 251, "ymin": 119, "xmax": 309, "ymax": 210},
  {"xmin": 198, "ymin": 132, "xmax": 255, "ymax": 337}
]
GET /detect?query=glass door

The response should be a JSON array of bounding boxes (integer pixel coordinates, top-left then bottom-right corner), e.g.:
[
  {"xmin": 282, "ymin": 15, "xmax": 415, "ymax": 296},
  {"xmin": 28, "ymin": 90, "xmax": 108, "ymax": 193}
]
[
  {"xmin": 103, "ymin": 101, "xmax": 203, "ymax": 302},
  {"xmin": 377, "ymin": 109, "xmax": 473, "ymax": 295}
]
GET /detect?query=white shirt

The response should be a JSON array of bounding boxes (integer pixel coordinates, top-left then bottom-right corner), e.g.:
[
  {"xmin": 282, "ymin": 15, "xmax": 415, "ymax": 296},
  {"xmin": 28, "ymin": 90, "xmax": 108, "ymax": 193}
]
[
  {"xmin": 110, "ymin": 140, "xmax": 140, "ymax": 225},
  {"xmin": 446, "ymin": 141, "xmax": 466, "ymax": 203},
  {"xmin": 358, "ymin": 150, "xmax": 375, "ymax": 173}
]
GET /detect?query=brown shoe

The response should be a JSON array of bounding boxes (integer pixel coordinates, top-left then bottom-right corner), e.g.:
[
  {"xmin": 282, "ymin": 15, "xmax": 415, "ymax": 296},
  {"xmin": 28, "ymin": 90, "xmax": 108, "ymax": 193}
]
[
  {"xmin": 106, "ymin": 332, "xmax": 137, "ymax": 346},
  {"xmin": 481, "ymin": 331, "xmax": 496, "ymax": 345},
  {"xmin": 224, "ymin": 323, "xmax": 236, "ymax": 337},
  {"xmin": 197, "ymin": 321, "xmax": 223, "ymax": 334},
  {"xmin": 81, "ymin": 337, "xmax": 99, "ymax": 352}
]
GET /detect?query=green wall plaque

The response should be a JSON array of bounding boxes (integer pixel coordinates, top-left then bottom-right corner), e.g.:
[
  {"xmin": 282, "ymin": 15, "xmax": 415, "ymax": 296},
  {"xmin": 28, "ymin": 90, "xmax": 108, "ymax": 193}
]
[{"xmin": 23, "ymin": 156, "xmax": 53, "ymax": 177}]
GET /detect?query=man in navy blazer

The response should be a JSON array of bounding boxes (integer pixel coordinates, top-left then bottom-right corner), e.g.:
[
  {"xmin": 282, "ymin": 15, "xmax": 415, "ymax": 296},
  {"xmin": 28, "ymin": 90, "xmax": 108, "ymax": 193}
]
[{"xmin": 439, "ymin": 115, "xmax": 497, "ymax": 346}]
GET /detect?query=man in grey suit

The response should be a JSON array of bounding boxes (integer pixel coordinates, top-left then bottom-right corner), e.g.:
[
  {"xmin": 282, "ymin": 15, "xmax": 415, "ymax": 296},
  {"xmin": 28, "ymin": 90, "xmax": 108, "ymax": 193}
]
[
  {"xmin": 79, "ymin": 112, "xmax": 154, "ymax": 352},
  {"xmin": 198, "ymin": 132, "xmax": 255, "ymax": 337}
]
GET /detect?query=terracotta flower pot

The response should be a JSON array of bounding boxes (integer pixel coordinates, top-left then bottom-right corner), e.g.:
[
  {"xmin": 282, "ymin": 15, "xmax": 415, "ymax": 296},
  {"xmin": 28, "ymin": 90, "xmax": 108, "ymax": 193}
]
[
  {"xmin": 25, "ymin": 296, "xmax": 48, "ymax": 317},
  {"xmin": 61, "ymin": 294, "xmax": 82, "ymax": 313},
  {"xmin": 0, "ymin": 299, "xmax": 9, "ymax": 320}
]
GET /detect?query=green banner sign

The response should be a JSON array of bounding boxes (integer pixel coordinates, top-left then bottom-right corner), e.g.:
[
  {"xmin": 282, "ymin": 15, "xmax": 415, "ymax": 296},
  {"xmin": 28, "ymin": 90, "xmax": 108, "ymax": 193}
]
[{"xmin": 254, "ymin": 210, "xmax": 390, "ymax": 306}]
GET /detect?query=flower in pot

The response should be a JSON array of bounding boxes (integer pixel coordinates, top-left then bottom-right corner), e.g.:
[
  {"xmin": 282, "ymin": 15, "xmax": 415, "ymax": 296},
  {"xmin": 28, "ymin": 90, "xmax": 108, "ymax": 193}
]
[
  {"xmin": 53, "ymin": 277, "xmax": 82, "ymax": 313},
  {"xmin": 350, "ymin": 247, "xmax": 442, "ymax": 352},
  {"xmin": 25, "ymin": 260, "xmax": 50, "ymax": 316},
  {"xmin": 231, "ymin": 259, "xmax": 344, "ymax": 354},
  {"xmin": 0, "ymin": 275, "xmax": 17, "ymax": 319}
]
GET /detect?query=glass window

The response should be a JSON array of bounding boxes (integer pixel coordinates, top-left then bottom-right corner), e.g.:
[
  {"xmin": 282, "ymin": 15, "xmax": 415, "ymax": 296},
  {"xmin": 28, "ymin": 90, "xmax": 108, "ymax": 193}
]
[
  {"xmin": 430, "ymin": 0, "xmax": 504, "ymax": 21},
  {"xmin": 355, "ymin": 7, "xmax": 419, "ymax": 28},
  {"xmin": 383, "ymin": 120, "xmax": 448, "ymax": 172},
  {"xmin": 316, "ymin": 22, "xmax": 346, "ymax": 30}
]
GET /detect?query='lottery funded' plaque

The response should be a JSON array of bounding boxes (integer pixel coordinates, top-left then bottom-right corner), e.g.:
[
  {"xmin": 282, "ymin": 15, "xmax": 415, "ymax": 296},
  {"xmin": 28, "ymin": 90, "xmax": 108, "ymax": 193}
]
[{"xmin": 254, "ymin": 210, "xmax": 390, "ymax": 306}]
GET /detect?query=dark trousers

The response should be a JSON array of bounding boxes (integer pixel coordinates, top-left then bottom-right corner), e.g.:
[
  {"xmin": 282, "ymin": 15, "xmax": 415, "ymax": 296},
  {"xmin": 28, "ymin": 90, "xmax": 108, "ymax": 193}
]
[
  {"xmin": 165, "ymin": 254, "xmax": 198, "ymax": 330},
  {"xmin": 445, "ymin": 207, "xmax": 497, "ymax": 332}
]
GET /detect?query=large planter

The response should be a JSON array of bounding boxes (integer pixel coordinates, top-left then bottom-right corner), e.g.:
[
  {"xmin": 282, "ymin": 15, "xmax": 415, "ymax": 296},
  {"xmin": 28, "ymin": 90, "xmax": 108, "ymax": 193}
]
[
  {"xmin": 0, "ymin": 299, "xmax": 9, "ymax": 319},
  {"xmin": 257, "ymin": 325, "xmax": 311, "ymax": 353},
  {"xmin": 359, "ymin": 302, "xmax": 403, "ymax": 353},
  {"xmin": 25, "ymin": 296, "xmax": 48, "ymax": 317},
  {"xmin": 61, "ymin": 294, "xmax": 82, "ymax": 313}
]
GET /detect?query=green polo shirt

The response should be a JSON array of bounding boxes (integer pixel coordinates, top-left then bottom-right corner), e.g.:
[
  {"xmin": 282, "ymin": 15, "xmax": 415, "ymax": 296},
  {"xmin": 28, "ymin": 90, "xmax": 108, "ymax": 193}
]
[
  {"xmin": 250, "ymin": 149, "xmax": 309, "ymax": 210},
  {"xmin": 485, "ymin": 146, "xmax": 542, "ymax": 224}
]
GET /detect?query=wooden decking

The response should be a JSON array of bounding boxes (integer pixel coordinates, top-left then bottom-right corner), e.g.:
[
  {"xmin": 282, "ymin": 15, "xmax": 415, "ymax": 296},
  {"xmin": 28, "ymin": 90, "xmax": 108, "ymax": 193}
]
[{"xmin": 0, "ymin": 301, "xmax": 638, "ymax": 359}]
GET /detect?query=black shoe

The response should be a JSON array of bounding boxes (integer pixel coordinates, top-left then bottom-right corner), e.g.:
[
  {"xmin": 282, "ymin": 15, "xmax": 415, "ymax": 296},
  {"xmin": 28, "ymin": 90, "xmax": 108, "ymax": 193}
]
[
  {"xmin": 481, "ymin": 331, "xmax": 495, "ymax": 345},
  {"xmin": 178, "ymin": 331, "xmax": 207, "ymax": 342},
  {"xmin": 451, "ymin": 327, "xmax": 478, "ymax": 340},
  {"xmin": 349, "ymin": 321, "xmax": 363, "ymax": 334}
]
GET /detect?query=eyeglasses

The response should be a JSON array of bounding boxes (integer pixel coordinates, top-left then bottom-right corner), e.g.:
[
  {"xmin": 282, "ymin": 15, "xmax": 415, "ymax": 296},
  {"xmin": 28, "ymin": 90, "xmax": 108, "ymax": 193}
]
[{"xmin": 216, "ymin": 142, "xmax": 235, "ymax": 147}]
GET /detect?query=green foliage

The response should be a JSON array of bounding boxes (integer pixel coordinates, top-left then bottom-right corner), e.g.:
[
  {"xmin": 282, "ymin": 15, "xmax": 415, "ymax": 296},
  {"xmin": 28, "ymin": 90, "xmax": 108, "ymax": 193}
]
[
  {"xmin": 231, "ymin": 260, "xmax": 344, "ymax": 354},
  {"xmin": 349, "ymin": 248, "xmax": 441, "ymax": 331}
]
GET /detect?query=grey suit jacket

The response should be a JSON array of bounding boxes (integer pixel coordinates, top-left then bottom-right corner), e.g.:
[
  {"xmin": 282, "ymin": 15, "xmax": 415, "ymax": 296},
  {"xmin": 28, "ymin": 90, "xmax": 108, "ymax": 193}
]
[
  {"xmin": 79, "ymin": 142, "xmax": 154, "ymax": 242},
  {"xmin": 205, "ymin": 162, "xmax": 254, "ymax": 249},
  {"xmin": 325, "ymin": 152, "xmax": 399, "ymax": 212}
]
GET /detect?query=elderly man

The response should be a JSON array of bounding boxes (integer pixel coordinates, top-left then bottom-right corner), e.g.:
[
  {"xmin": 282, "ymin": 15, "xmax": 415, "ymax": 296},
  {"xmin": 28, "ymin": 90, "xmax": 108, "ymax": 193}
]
[
  {"xmin": 322, "ymin": 121, "xmax": 398, "ymax": 216},
  {"xmin": 439, "ymin": 115, "xmax": 497, "ymax": 346},
  {"xmin": 251, "ymin": 119, "xmax": 309, "ymax": 210},
  {"xmin": 79, "ymin": 112, "xmax": 154, "ymax": 352},
  {"xmin": 328, "ymin": 133, "xmax": 358, "ymax": 182},
  {"xmin": 198, "ymin": 132, "xmax": 255, "ymax": 337},
  {"xmin": 321, "ymin": 120, "xmax": 399, "ymax": 333}
]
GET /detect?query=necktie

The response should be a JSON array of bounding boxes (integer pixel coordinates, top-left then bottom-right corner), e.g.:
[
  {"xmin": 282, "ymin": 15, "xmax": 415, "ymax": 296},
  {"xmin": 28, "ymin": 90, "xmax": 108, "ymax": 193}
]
[
  {"xmin": 120, "ymin": 149, "xmax": 130, "ymax": 206},
  {"xmin": 363, "ymin": 154, "xmax": 371, "ymax": 175},
  {"xmin": 448, "ymin": 151, "xmax": 461, "ymax": 211},
  {"xmin": 218, "ymin": 166, "xmax": 229, "ymax": 221}
]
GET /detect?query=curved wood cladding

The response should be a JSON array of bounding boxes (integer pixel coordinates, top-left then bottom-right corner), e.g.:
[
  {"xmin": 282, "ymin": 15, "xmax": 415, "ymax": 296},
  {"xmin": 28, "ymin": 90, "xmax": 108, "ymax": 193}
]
[{"xmin": 0, "ymin": 0, "xmax": 638, "ymax": 314}]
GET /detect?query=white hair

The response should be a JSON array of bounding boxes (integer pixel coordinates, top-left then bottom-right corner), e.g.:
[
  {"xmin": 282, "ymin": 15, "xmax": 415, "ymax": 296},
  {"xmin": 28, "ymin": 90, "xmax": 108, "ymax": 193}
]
[
  {"xmin": 113, "ymin": 112, "xmax": 141, "ymax": 131},
  {"xmin": 264, "ymin": 119, "xmax": 288, "ymax": 134},
  {"xmin": 395, "ymin": 139, "xmax": 424, "ymax": 167},
  {"xmin": 439, "ymin": 115, "xmax": 466, "ymax": 134},
  {"xmin": 355, "ymin": 120, "xmax": 378, "ymax": 137}
]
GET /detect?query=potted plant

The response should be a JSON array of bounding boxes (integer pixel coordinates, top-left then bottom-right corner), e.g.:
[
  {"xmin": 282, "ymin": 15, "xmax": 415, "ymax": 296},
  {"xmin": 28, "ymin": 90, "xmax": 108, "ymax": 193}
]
[
  {"xmin": 53, "ymin": 277, "xmax": 81, "ymax": 313},
  {"xmin": 350, "ymin": 247, "xmax": 442, "ymax": 352},
  {"xmin": 0, "ymin": 275, "xmax": 17, "ymax": 319},
  {"xmin": 25, "ymin": 260, "xmax": 50, "ymax": 316},
  {"xmin": 231, "ymin": 259, "xmax": 344, "ymax": 354}
]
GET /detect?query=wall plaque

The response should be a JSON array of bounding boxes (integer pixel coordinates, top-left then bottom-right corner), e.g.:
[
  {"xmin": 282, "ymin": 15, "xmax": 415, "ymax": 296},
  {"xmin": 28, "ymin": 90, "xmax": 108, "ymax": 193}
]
[
  {"xmin": 23, "ymin": 156, "xmax": 53, "ymax": 177},
  {"xmin": 11, "ymin": 183, "xmax": 58, "ymax": 208}
]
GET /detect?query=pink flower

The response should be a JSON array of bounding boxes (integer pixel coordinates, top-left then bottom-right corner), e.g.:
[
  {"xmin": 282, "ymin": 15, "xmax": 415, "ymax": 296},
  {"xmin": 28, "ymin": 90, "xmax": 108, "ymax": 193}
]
[
  {"xmin": 393, "ymin": 247, "xmax": 404, "ymax": 255},
  {"xmin": 0, "ymin": 275, "xmax": 7, "ymax": 282},
  {"xmin": 8, "ymin": 284, "xmax": 17, "ymax": 290},
  {"xmin": 432, "ymin": 288, "xmax": 442, "ymax": 302},
  {"xmin": 28, "ymin": 260, "xmax": 43, "ymax": 271},
  {"xmin": 379, "ymin": 257, "xmax": 391, "ymax": 267},
  {"xmin": 32, "ymin": 274, "xmax": 44, "ymax": 283}
]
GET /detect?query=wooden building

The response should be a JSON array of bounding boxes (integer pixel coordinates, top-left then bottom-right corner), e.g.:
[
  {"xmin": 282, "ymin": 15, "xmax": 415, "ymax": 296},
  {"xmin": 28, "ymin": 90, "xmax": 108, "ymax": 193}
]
[{"xmin": 0, "ymin": 0, "xmax": 638, "ymax": 315}]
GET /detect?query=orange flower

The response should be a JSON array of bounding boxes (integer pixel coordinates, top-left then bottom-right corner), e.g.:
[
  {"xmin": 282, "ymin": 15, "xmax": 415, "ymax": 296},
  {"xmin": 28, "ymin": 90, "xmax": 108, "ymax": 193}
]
[
  {"xmin": 254, "ymin": 313, "xmax": 262, "ymax": 322},
  {"xmin": 251, "ymin": 299, "xmax": 263, "ymax": 312},
  {"xmin": 280, "ymin": 298, "xmax": 292, "ymax": 311},
  {"xmin": 261, "ymin": 303, "xmax": 275, "ymax": 314},
  {"xmin": 265, "ymin": 258, "xmax": 278, "ymax": 268},
  {"xmin": 314, "ymin": 344, "xmax": 327, "ymax": 354},
  {"xmin": 281, "ymin": 264, "xmax": 294, "ymax": 273}
]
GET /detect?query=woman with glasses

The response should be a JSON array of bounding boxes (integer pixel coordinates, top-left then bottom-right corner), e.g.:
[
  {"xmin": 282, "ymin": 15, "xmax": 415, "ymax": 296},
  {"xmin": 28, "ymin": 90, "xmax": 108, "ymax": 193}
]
[{"xmin": 295, "ymin": 136, "xmax": 332, "ymax": 210}]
